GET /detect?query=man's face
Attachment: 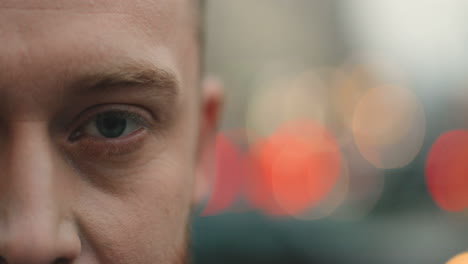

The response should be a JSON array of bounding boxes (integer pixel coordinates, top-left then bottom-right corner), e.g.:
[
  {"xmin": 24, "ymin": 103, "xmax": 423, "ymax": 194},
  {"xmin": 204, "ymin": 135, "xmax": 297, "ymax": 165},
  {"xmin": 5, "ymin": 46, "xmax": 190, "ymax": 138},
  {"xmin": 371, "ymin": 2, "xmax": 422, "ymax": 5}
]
[{"xmin": 0, "ymin": 0, "xmax": 218, "ymax": 263}]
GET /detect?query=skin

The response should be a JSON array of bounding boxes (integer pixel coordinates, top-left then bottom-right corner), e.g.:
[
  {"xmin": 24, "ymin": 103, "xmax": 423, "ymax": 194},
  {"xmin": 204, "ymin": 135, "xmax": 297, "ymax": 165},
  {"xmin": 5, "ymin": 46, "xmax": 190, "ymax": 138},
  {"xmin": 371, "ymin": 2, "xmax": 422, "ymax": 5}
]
[{"xmin": 0, "ymin": 0, "xmax": 221, "ymax": 263}]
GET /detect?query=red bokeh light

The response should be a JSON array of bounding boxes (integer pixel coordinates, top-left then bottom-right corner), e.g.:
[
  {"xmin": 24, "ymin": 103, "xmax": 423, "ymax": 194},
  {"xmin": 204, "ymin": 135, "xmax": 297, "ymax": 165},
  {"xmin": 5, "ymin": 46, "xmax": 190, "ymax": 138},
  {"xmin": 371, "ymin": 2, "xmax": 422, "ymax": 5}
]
[
  {"xmin": 426, "ymin": 130, "xmax": 468, "ymax": 212},
  {"xmin": 246, "ymin": 120, "xmax": 341, "ymax": 216},
  {"xmin": 202, "ymin": 133, "xmax": 245, "ymax": 216}
]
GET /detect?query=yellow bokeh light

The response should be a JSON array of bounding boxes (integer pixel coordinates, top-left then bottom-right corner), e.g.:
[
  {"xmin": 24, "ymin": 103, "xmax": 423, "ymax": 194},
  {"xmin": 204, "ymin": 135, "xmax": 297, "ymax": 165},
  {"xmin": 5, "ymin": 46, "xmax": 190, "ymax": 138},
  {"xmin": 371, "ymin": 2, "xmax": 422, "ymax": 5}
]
[{"xmin": 447, "ymin": 252, "xmax": 468, "ymax": 264}]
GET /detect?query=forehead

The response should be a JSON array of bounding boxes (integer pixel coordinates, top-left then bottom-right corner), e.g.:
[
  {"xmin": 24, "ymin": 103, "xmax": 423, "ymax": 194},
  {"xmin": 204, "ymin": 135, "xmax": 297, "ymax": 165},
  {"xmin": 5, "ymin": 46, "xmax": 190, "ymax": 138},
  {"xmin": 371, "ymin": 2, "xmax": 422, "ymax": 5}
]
[
  {"xmin": 0, "ymin": 0, "xmax": 191, "ymax": 19},
  {"xmin": 0, "ymin": 0, "xmax": 194, "ymax": 34},
  {"xmin": 0, "ymin": 0, "xmax": 198, "ymax": 94}
]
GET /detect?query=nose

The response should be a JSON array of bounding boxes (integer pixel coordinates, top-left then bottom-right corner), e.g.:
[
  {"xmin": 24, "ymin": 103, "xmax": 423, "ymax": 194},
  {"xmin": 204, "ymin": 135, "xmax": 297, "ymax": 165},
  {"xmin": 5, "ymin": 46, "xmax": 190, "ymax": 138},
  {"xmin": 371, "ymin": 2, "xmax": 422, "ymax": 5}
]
[
  {"xmin": 0, "ymin": 215, "xmax": 80, "ymax": 264},
  {"xmin": 0, "ymin": 123, "xmax": 81, "ymax": 264}
]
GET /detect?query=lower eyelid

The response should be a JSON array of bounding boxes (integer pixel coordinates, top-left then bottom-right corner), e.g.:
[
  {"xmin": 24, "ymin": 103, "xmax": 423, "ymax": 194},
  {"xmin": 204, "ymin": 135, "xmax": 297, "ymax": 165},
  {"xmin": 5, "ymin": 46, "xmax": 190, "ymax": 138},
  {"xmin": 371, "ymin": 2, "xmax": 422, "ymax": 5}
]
[{"xmin": 91, "ymin": 126, "xmax": 146, "ymax": 141}]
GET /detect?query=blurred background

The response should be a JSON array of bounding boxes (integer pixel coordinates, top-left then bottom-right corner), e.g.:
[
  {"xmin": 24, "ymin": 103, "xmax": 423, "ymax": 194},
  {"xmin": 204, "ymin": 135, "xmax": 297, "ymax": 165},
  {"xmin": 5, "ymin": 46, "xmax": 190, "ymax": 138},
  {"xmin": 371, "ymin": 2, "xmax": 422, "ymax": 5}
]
[{"xmin": 191, "ymin": 1, "xmax": 468, "ymax": 263}]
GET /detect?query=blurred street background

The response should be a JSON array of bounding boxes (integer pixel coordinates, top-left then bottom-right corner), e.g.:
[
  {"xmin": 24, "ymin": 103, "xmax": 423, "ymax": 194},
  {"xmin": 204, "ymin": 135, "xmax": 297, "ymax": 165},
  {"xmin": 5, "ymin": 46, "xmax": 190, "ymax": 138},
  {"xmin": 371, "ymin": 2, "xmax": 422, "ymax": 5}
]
[{"xmin": 191, "ymin": 1, "xmax": 468, "ymax": 263}]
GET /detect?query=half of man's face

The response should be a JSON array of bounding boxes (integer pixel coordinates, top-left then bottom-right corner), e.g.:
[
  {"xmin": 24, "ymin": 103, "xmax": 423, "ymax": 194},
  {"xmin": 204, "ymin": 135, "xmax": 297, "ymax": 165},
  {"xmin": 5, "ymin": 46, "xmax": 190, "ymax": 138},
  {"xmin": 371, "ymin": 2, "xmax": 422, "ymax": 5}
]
[{"xmin": 0, "ymin": 0, "xmax": 217, "ymax": 263}]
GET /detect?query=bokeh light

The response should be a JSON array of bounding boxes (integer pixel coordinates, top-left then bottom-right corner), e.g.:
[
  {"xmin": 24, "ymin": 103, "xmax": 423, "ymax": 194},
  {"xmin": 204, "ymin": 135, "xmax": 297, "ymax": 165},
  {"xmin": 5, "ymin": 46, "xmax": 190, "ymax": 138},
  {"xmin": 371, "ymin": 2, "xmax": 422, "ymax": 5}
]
[
  {"xmin": 426, "ymin": 130, "xmax": 468, "ymax": 212},
  {"xmin": 195, "ymin": 1, "xmax": 468, "ymax": 263},
  {"xmin": 331, "ymin": 64, "xmax": 378, "ymax": 133},
  {"xmin": 294, "ymin": 158, "xmax": 349, "ymax": 221},
  {"xmin": 447, "ymin": 252, "xmax": 468, "ymax": 264},
  {"xmin": 246, "ymin": 69, "xmax": 327, "ymax": 144},
  {"xmin": 245, "ymin": 138, "xmax": 290, "ymax": 216},
  {"xmin": 352, "ymin": 85, "xmax": 426, "ymax": 169},
  {"xmin": 330, "ymin": 142, "xmax": 385, "ymax": 221},
  {"xmin": 202, "ymin": 133, "xmax": 245, "ymax": 216},
  {"xmin": 246, "ymin": 120, "xmax": 341, "ymax": 216}
]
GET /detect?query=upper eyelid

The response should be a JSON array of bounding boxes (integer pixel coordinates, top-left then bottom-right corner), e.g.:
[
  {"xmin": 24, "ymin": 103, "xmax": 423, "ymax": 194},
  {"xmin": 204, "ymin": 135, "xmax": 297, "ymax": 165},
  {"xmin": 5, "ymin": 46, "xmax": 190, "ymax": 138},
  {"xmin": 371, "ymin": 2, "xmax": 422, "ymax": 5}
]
[{"xmin": 95, "ymin": 111, "xmax": 151, "ymax": 128}]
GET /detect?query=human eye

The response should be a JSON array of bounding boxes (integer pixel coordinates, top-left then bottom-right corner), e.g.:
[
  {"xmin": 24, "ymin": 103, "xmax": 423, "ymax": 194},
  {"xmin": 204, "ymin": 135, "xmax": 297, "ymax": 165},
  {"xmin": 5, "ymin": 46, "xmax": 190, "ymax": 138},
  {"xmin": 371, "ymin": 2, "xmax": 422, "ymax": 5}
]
[
  {"xmin": 68, "ymin": 106, "xmax": 153, "ymax": 156},
  {"xmin": 79, "ymin": 111, "xmax": 145, "ymax": 139}
]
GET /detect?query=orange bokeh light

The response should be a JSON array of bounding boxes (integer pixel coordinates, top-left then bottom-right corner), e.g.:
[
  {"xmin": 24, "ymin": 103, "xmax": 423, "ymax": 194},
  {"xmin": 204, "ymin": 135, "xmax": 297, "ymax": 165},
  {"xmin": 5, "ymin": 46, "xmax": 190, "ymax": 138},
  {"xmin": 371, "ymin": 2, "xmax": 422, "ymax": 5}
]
[
  {"xmin": 246, "ymin": 120, "xmax": 341, "ymax": 216},
  {"xmin": 426, "ymin": 130, "xmax": 468, "ymax": 212},
  {"xmin": 295, "ymin": 157, "xmax": 349, "ymax": 221}
]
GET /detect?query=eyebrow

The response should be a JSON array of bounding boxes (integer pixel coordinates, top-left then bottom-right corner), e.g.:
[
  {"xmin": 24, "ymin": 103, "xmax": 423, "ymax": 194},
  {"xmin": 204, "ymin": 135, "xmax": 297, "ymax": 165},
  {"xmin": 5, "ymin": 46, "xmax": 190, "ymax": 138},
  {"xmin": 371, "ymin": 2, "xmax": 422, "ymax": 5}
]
[{"xmin": 71, "ymin": 61, "xmax": 180, "ymax": 101}]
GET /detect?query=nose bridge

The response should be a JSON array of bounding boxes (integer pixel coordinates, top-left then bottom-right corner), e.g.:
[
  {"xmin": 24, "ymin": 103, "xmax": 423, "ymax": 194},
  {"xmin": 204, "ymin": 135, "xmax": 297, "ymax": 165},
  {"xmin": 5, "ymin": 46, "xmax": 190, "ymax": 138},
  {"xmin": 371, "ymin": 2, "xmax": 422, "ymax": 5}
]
[
  {"xmin": 5, "ymin": 122, "xmax": 56, "ymax": 212},
  {"xmin": 0, "ymin": 122, "xmax": 80, "ymax": 263}
]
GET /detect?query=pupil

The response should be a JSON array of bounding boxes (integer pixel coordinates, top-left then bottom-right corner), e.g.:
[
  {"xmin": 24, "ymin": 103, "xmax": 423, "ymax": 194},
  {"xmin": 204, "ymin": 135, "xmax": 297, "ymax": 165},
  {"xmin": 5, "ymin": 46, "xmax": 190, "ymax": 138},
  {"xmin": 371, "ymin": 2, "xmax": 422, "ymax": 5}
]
[{"xmin": 96, "ymin": 113, "xmax": 127, "ymax": 138}]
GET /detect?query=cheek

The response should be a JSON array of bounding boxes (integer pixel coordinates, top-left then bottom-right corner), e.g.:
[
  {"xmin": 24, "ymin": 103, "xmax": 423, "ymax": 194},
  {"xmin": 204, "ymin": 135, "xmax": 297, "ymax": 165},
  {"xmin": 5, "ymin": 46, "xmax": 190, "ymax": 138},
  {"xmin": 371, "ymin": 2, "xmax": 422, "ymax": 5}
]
[
  {"xmin": 74, "ymin": 151, "xmax": 194, "ymax": 263},
  {"xmin": 71, "ymin": 86, "xmax": 200, "ymax": 262}
]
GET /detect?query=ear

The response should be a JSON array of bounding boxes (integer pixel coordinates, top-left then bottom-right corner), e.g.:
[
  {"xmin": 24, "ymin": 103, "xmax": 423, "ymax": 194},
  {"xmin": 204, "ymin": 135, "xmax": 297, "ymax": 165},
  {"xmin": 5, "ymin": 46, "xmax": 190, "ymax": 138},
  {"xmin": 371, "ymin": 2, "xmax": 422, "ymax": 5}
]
[{"xmin": 193, "ymin": 76, "xmax": 223, "ymax": 205}]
